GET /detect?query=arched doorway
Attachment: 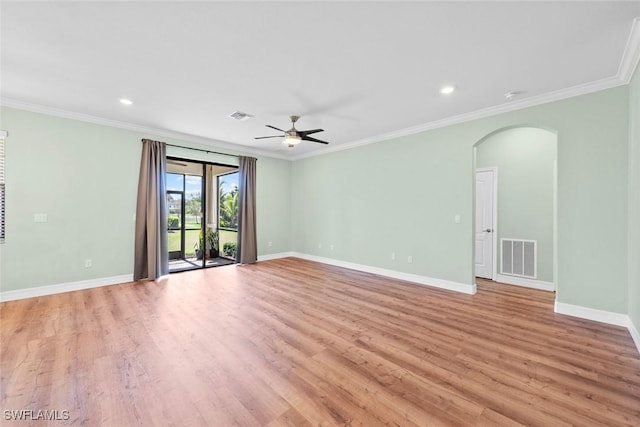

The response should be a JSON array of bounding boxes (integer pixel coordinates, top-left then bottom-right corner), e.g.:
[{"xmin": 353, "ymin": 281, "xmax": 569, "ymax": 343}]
[{"xmin": 472, "ymin": 126, "xmax": 558, "ymax": 292}]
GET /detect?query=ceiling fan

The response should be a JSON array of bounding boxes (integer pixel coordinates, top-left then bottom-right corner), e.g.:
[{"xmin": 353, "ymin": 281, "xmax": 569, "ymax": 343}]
[{"xmin": 255, "ymin": 115, "xmax": 329, "ymax": 148}]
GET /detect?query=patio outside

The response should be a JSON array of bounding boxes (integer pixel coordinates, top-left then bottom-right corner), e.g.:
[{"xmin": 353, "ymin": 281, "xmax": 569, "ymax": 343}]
[{"xmin": 167, "ymin": 169, "xmax": 239, "ymax": 272}]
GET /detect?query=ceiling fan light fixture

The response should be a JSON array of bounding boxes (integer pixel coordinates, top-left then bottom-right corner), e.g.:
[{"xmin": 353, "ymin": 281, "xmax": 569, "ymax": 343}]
[
  {"xmin": 283, "ymin": 134, "xmax": 302, "ymax": 148},
  {"xmin": 255, "ymin": 115, "xmax": 329, "ymax": 147}
]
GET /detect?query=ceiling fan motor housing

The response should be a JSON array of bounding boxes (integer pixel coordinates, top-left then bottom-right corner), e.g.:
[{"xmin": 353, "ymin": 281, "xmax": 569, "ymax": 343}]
[{"xmin": 254, "ymin": 115, "xmax": 329, "ymax": 146}]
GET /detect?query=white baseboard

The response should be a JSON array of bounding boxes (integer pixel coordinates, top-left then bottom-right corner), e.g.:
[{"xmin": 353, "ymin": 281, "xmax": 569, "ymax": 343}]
[
  {"xmin": 495, "ymin": 274, "xmax": 555, "ymax": 292},
  {"xmin": 554, "ymin": 301, "xmax": 629, "ymax": 327},
  {"xmin": 0, "ymin": 274, "xmax": 134, "ymax": 302},
  {"xmin": 629, "ymin": 319, "xmax": 640, "ymax": 354},
  {"xmin": 257, "ymin": 252, "xmax": 295, "ymax": 262},
  {"xmin": 554, "ymin": 301, "xmax": 640, "ymax": 355},
  {"xmin": 289, "ymin": 252, "xmax": 476, "ymax": 295}
]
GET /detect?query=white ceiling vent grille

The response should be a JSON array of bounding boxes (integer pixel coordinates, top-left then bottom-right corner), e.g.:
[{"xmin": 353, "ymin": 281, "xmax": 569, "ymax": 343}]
[{"xmin": 228, "ymin": 111, "xmax": 253, "ymax": 121}]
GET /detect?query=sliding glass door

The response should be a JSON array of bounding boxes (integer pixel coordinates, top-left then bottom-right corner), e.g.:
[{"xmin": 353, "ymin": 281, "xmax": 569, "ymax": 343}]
[
  {"xmin": 217, "ymin": 171, "xmax": 239, "ymax": 260},
  {"xmin": 166, "ymin": 166, "xmax": 204, "ymax": 271},
  {"xmin": 167, "ymin": 190, "xmax": 184, "ymax": 260},
  {"xmin": 166, "ymin": 158, "xmax": 238, "ymax": 272}
]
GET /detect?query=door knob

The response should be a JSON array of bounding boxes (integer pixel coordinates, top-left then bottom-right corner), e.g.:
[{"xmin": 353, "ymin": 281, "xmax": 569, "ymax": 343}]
[{"xmin": 484, "ymin": 228, "xmax": 492, "ymax": 232}]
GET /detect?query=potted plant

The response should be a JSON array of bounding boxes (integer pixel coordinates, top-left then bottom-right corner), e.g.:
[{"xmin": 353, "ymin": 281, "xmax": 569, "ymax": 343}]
[
  {"xmin": 195, "ymin": 228, "xmax": 207, "ymax": 260},
  {"xmin": 207, "ymin": 228, "xmax": 219, "ymax": 258},
  {"xmin": 194, "ymin": 238, "xmax": 203, "ymax": 260},
  {"xmin": 195, "ymin": 228, "xmax": 219, "ymax": 260}
]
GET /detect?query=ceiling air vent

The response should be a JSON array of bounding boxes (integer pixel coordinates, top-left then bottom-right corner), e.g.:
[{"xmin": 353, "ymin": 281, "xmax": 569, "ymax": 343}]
[{"xmin": 228, "ymin": 111, "xmax": 253, "ymax": 121}]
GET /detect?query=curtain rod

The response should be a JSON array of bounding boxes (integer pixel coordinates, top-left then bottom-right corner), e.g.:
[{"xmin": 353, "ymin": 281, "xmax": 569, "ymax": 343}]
[{"xmin": 164, "ymin": 143, "xmax": 241, "ymax": 159}]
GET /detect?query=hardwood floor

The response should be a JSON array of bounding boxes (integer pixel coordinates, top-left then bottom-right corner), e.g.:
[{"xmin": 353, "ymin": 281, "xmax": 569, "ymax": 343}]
[{"xmin": 1, "ymin": 257, "xmax": 639, "ymax": 426}]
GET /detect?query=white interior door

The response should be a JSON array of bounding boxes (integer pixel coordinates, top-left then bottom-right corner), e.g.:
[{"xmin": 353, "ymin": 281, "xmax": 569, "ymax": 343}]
[{"xmin": 475, "ymin": 169, "xmax": 495, "ymax": 279}]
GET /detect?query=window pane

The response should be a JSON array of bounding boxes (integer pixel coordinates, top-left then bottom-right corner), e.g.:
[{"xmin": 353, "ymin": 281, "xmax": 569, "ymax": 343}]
[
  {"xmin": 167, "ymin": 192, "xmax": 182, "ymax": 255},
  {"xmin": 167, "ymin": 173, "xmax": 183, "ymax": 191},
  {"xmin": 218, "ymin": 172, "xmax": 239, "ymax": 230},
  {"xmin": 167, "ymin": 193, "xmax": 182, "ymax": 230},
  {"xmin": 185, "ymin": 175, "xmax": 202, "ymax": 229}
]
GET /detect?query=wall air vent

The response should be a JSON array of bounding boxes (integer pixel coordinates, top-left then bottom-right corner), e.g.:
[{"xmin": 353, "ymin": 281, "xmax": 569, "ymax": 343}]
[
  {"xmin": 501, "ymin": 238, "xmax": 536, "ymax": 278},
  {"xmin": 228, "ymin": 111, "xmax": 253, "ymax": 121}
]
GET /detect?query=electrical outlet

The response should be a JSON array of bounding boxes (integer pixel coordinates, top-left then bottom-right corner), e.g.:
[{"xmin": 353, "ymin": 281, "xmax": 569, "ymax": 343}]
[
  {"xmin": 330, "ymin": 244, "xmax": 334, "ymax": 251},
  {"xmin": 407, "ymin": 255, "xmax": 413, "ymax": 264},
  {"xmin": 454, "ymin": 215, "xmax": 461, "ymax": 224},
  {"xmin": 84, "ymin": 259, "xmax": 92, "ymax": 268},
  {"xmin": 268, "ymin": 241, "xmax": 273, "ymax": 247},
  {"xmin": 391, "ymin": 252, "xmax": 396, "ymax": 260},
  {"xmin": 318, "ymin": 243, "xmax": 322, "ymax": 249}
]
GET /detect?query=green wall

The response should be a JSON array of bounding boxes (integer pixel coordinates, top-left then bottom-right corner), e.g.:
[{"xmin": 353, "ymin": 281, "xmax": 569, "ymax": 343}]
[
  {"xmin": 0, "ymin": 107, "xmax": 291, "ymax": 292},
  {"xmin": 0, "ymin": 82, "xmax": 635, "ymax": 319},
  {"xmin": 476, "ymin": 127, "xmax": 556, "ymax": 283},
  {"xmin": 292, "ymin": 86, "xmax": 629, "ymax": 313},
  {"xmin": 629, "ymin": 67, "xmax": 640, "ymax": 330}
]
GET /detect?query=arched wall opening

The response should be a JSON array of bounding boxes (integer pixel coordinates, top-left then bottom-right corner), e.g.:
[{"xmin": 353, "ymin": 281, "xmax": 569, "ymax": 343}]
[{"xmin": 472, "ymin": 126, "xmax": 558, "ymax": 292}]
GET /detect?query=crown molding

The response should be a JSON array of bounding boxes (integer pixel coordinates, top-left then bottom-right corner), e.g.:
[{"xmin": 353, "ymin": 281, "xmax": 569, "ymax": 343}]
[
  {"xmin": 292, "ymin": 17, "xmax": 640, "ymax": 161},
  {"xmin": 2, "ymin": 20, "xmax": 638, "ymax": 163},
  {"xmin": 292, "ymin": 75, "xmax": 625, "ymax": 160},
  {"xmin": 0, "ymin": 98, "xmax": 291, "ymax": 161},
  {"xmin": 618, "ymin": 17, "xmax": 640, "ymax": 84}
]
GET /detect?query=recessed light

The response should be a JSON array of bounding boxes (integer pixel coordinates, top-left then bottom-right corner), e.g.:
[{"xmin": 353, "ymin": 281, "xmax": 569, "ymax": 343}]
[
  {"xmin": 119, "ymin": 98, "xmax": 133, "ymax": 105},
  {"xmin": 440, "ymin": 85, "xmax": 456, "ymax": 95}
]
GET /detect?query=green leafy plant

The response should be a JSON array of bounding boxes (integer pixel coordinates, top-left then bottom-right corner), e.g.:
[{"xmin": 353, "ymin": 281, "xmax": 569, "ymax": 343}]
[
  {"xmin": 207, "ymin": 228, "xmax": 219, "ymax": 251},
  {"xmin": 207, "ymin": 228, "xmax": 219, "ymax": 257},
  {"xmin": 194, "ymin": 234, "xmax": 203, "ymax": 259},
  {"xmin": 168, "ymin": 215, "xmax": 180, "ymax": 229},
  {"xmin": 194, "ymin": 228, "xmax": 220, "ymax": 258},
  {"xmin": 223, "ymin": 242, "xmax": 237, "ymax": 258},
  {"xmin": 218, "ymin": 180, "xmax": 238, "ymax": 229}
]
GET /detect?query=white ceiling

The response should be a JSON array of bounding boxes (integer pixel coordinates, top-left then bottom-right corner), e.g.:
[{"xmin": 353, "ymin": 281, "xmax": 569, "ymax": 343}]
[{"xmin": 2, "ymin": 1, "xmax": 639, "ymax": 159}]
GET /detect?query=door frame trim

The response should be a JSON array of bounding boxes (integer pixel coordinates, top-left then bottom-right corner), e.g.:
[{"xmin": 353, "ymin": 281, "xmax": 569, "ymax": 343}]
[{"xmin": 475, "ymin": 167, "xmax": 498, "ymax": 280}]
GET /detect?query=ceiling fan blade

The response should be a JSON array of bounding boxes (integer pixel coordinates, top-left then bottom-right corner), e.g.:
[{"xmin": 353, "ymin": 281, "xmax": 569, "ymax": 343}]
[
  {"xmin": 302, "ymin": 135, "xmax": 329, "ymax": 145},
  {"xmin": 299, "ymin": 129, "xmax": 324, "ymax": 136},
  {"xmin": 254, "ymin": 135, "xmax": 283, "ymax": 139},
  {"xmin": 265, "ymin": 125, "xmax": 286, "ymax": 133}
]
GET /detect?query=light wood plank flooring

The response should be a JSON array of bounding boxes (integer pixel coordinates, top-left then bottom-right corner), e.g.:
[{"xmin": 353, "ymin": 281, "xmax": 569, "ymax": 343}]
[{"xmin": 1, "ymin": 258, "xmax": 639, "ymax": 426}]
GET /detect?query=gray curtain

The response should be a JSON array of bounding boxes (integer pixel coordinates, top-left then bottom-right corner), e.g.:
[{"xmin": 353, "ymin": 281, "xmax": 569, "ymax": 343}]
[
  {"xmin": 134, "ymin": 139, "xmax": 168, "ymax": 280},
  {"xmin": 237, "ymin": 156, "xmax": 257, "ymax": 264}
]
